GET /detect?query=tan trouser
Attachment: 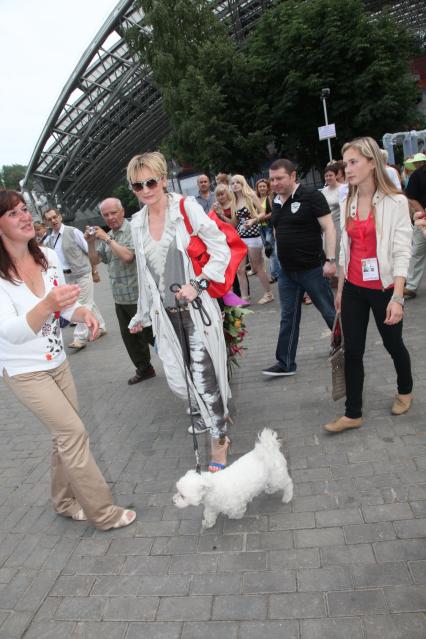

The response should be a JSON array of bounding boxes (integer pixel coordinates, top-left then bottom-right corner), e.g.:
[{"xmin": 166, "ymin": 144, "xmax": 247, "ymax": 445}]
[{"xmin": 3, "ymin": 361, "xmax": 122, "ymax": 529}]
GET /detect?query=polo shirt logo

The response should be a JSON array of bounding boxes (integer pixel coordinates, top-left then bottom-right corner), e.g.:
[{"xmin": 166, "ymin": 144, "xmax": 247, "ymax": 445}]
[{"xmin": 291, "ymin": 202, "xmax": 301, "ymax": 214}]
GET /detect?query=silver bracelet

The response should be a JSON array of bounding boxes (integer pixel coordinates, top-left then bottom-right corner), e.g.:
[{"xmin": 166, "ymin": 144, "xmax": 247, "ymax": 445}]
[
  {"xmin": 189, "ymin": 279, "xmax": 202, "ymax": 296},
  {"xmin": 391, "ymin": 294, "xmax": 405, "ymax": 307}
]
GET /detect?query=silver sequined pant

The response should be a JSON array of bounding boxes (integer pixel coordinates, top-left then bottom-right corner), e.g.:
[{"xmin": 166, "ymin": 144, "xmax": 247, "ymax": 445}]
[{"xmin": 167, "ymin": 309, "xmax": 226, "ymax": 439}]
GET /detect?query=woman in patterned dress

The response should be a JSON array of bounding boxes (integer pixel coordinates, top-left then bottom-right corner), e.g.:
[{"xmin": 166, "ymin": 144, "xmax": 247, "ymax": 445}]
[{"xmin": 230, "ymin": 174, "xmax": 274, "ymax": 305}]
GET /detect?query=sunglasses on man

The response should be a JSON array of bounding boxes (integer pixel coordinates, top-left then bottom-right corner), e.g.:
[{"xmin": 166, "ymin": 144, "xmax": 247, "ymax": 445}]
[{"xmin": 128, "ymin": 176, "xmax": 163, "ymax": 192}]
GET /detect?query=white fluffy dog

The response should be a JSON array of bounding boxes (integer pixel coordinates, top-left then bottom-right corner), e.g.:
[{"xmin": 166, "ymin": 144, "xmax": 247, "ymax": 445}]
[{"xmin": 173, "ymin": 429, "xmax": 293, "ymax": 528}]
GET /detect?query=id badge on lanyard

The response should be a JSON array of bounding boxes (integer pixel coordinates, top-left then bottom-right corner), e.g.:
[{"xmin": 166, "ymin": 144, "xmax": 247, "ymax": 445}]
[
  {"xmin": 361, "ymin": 258, "xmax": 379, "ymax": 281},
  {"xmin": 356, "ymin": 214, "xmax": 379, "ymax": 282}
]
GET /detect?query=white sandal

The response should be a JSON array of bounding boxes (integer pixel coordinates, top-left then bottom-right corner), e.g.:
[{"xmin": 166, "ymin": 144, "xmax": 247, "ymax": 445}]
[{"xmin": 71, "ymin": 508, "xmax": 88, "ymax": 521}]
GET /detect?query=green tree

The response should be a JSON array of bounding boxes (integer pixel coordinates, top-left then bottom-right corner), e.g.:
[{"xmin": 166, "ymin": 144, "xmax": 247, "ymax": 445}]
[
  {"xmin": 246, "ymin": 0, "xmax": 421, "ymax": 171},
  {"xmin": 127, "ymin": 0, "xmax": 270, "ymax": 174},
  {"xmin": 1, "ymin": 164, "xmax": 27, "ymax": 189}
]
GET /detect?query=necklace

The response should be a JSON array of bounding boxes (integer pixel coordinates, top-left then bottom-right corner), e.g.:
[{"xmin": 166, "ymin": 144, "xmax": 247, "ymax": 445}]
[{"xmin": 16, "ymin": 258, "xmax": 43, "ymax": 296}]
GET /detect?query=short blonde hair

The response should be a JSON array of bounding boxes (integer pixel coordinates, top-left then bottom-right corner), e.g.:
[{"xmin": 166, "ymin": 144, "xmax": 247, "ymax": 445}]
[
  {"xmin": 126, "ymin": 151, "xmax": 167, "ymax": 184},
  {"xmin": 214, "ymin": 184, "xmax": 232, "ymax": 202}
]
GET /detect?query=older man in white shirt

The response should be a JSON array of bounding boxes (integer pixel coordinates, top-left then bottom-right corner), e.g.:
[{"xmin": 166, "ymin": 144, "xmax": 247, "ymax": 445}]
[{"xmin": 43, "ymin": 208, "xmax": 106, "ymax": 349}]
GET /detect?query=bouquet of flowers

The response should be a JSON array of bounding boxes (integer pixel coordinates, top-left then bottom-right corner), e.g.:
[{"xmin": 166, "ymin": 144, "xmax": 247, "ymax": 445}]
[{"xmin": 223, "ymin": 304, "xmax": 253, "ymax": 378}]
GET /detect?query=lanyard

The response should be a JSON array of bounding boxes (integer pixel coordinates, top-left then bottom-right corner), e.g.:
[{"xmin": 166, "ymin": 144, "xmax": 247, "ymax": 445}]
[{"xmin": 53, "ymin": 232, "xmax": 61, "ymax": 249}]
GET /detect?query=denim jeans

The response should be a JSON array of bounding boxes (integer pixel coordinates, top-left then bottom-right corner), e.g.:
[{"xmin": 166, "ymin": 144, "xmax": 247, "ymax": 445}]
[
  {"xmin": 259, "ymin": 225, "xmax": 281, "ymax": 280},
  {"xmin": 276, "ymin": 266, "xmax": 335, "ymax": 372},
  {"xmin": 341, "ymin": 281, "xmax": 412, "ymax": 418}
]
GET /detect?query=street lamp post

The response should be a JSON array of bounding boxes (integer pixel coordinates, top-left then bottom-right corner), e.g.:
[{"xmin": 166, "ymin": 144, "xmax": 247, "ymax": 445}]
[{"xmin": 321, "ymin": 88, "xmax": 332, "ymax": 162}]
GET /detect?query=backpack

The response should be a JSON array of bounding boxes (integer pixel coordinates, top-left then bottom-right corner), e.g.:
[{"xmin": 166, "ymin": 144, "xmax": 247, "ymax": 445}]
[{"xmin": 179, "ymin": 197, "xmax": 247, "ymax": 298}]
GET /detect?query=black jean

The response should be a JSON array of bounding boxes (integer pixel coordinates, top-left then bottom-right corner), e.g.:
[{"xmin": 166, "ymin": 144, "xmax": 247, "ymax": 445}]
[
  {"xmin": 341, "ymin": 281, "xmax": 413, "ymax": 418},
  {"xmin": 115, "ymin": 303, "xmax": 153, "ymax": 374}
]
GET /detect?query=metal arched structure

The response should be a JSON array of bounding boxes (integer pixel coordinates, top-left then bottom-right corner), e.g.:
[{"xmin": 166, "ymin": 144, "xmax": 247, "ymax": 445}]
[
  {"xmin": 22, "ymin": 0, "xmax": 165, "ymax": 221},
  {"xmin": 23, "ymin": 0, "xmax": 425, "ymax": 222}
]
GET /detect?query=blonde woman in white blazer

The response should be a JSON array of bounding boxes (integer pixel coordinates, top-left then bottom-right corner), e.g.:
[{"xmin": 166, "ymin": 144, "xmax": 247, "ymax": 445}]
[
  {"xmin": 325, "ymin": 137, "xmax": 413, "ymax": 433},
  {"xmin": 127, "ymin": 152, "xmax": 231, "ymax": 472}
]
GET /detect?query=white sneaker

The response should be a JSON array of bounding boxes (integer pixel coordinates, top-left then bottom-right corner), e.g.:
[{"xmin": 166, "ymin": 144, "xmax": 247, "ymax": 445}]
[
  {"xmin": 186, "ymin": 406, "xmax": 201, "ymax": 416},
  {"xmin": 187, "ymin": 418, "xmax": 210, "ymax": 435}
]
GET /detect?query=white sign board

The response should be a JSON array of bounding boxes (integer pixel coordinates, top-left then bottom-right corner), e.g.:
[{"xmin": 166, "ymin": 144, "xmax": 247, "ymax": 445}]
[{"xmin": 318, "ymin": 123, "xmax": 336, "ymax": 140}]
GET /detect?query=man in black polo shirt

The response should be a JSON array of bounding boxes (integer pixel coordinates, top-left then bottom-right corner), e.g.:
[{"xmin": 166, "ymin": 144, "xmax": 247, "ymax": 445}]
[
  {"xmin": 403, "ymin": 153, "xmax": 426, "ymax": 299},
  {"xmin": 262, "ymin": 158, "xmax": 336, "ymax": 376}
]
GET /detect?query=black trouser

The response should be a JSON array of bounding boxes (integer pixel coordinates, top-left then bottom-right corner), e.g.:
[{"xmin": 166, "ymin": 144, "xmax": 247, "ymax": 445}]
[
  {"xmin": 115, "ymin": 303, "xmax": 153, "ymax": 374},
  {"xmin": 341, "ymin": 281, "xmax": 413, "ymax": 419}
]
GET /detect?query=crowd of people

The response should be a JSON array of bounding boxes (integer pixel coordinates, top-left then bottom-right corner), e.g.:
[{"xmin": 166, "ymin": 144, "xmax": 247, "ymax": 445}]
[{"xmin": 0, "ymin": 136, "xmax": 424, "ymax": 530}]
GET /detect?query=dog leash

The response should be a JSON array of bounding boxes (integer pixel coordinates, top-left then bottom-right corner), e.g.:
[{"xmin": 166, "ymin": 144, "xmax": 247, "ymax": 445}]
[{"xmin": 169, "ymin": 283, "xmax": 212, "ymax": 474}]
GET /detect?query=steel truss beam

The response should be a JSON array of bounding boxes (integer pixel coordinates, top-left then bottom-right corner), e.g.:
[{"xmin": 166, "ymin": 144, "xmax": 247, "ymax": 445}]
[{"xmin": 23, "ymin": 0, "xmax": 425, "ymax": 220}]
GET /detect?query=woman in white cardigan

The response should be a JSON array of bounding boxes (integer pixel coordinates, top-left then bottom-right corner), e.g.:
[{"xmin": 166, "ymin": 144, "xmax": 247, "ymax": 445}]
[
  {"xmin": 127, "ymin": 152, "xmax": 231, "ymax": 471},
  {"xmin": 0, "ymin": 190, "xmax": 135, "ymax": 529},
  {"xmin": 325, "ymin": 137, "xmax": 413, "ymax": 433}
]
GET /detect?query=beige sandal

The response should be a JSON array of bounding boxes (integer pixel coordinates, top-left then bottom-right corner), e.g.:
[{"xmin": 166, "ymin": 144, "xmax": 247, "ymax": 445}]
[
  {"xmin": 110, "ymin": 509, "xmax": 137, "ymax": 529},
  {"xmin": 257, "ymin": 291, "xmax": 274, "ymax": 304},
  {"xmin": 391, "ymin": 393, "xmax": 412, "ymax": 415}
]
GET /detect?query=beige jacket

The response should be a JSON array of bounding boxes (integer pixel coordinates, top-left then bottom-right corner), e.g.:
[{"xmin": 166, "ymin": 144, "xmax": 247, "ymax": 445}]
[{"xmin": 339, "ymin": 191, "xmax": 412, "ymax": 288}]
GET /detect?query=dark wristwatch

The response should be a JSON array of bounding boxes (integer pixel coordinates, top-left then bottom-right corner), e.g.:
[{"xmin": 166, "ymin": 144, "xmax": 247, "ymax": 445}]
[
  {"xmin": 325, "ymin": 258, "xmax": 336, "ymax": 263},
  {"xmin": 190, "ymin": 278, "xmax": 209, "ymax": 295},
  {"xmin": 196, "ymin": 277, "xmax": 209, "ymax": 291}
]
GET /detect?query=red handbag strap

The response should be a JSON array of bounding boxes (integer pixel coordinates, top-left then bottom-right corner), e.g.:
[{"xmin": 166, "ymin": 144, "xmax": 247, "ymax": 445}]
[{"xmin": 179, "ymin": 197, "xmax": 193, "ymax": 235}]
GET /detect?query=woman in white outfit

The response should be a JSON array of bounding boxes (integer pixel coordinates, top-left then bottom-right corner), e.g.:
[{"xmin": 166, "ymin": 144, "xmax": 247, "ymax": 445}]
[
  {"xmin": 127, "ymin": 152, "xmax": 231, "ymax": 471},
  {"xmin": 0, "ymin": 190, "xmax": 135, "ymax": 529}
]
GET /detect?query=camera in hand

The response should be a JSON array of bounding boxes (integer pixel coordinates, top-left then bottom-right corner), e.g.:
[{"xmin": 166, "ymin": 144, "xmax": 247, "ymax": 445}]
[{"xmin": 264, "ymin": 241, "xmax": 273, "ymax": 258}]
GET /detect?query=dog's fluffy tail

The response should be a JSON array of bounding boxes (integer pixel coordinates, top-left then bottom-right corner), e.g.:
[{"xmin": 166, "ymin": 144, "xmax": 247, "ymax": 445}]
[{"xmin": 255, "ymin": 428, "xmax": 282, "ymax": 459}]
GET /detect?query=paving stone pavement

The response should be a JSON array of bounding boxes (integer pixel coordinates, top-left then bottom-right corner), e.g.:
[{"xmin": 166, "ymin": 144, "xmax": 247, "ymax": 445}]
[{"xmin": 1, "ymin": 264, "xmax": 426, "ymax": 638}]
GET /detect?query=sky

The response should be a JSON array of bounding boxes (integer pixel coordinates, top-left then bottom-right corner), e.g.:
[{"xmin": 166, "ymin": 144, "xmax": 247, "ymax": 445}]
[{"xmin": 0, "ymin": 0, "xmax": 120, "ymax": 168}]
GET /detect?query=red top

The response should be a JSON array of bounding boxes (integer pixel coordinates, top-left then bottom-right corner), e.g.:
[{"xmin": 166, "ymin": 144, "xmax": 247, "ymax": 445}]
[{"xmin": 347, "ymin": 212, "xmax": 390, "ymax": 290}]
